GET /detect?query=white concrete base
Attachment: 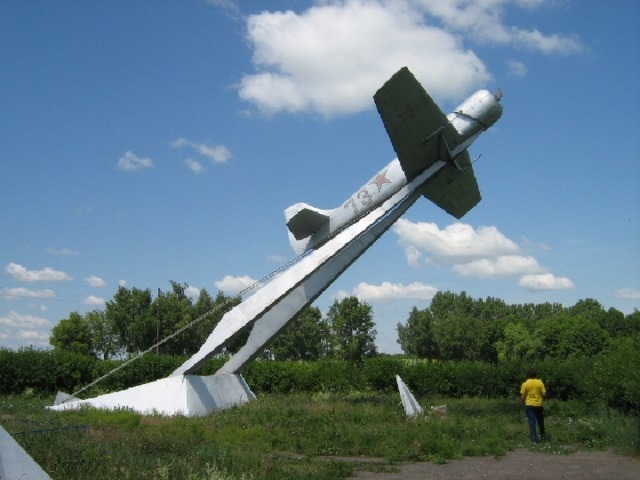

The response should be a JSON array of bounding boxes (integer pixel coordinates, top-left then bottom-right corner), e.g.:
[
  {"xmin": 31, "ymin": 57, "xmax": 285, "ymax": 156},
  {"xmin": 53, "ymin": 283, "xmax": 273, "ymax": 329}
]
[{"xmin": 48, "ymin": 374, "xmax": 255, "ymax": 417}]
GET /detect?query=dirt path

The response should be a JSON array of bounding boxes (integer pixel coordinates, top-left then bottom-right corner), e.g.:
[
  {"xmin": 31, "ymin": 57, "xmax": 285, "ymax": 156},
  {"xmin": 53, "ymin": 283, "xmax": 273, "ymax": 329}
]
[{"xmin": 348, "ymin": 449, "xmax": 640, "ymax": 480}]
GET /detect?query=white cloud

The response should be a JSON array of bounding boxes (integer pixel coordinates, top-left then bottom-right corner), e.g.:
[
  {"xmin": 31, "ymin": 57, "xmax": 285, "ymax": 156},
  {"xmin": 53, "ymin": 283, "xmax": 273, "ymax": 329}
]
[
  {"xmin": 214, "ymin": 275, "xmax": 258, "ymax": 294},
  {"xmin": 453, "ymin": 255, "xmax": 544, "ymax": 278},
  {"xmin": 506, "ymin": 59, "xmax": 528, "ymax": 77},
  {"xmin": 184, "ymin": 158, "xmax": 205, "ymax": 173},
  {"xmin": 117, "ymin": 151, "xmax": 154, "ymax": 171},
  {"xmin": 238, "ymin": 0, "xmax": 581, "ymax": 116},
  {"xmin": 18, "ymin": 330, "xmax": 50, "ymax": 342},
  {"xmin": 2, "ymin": 287, "xmax": 56, "ymax": 300},
  {"xmin": 519, "ymin": 273, "xmax": 575, "ymax": 291},
  {"xmin": 416, "ymin": 0, "xmax": 582, "ymax": 53},
  {"xmin": 240, "ymin": 1, "xmax": 489, "ymax": 116},
  {"xmin": 47, "ymin": 247, "xmax": 79, "ymax": 256},
  {"xmin": 0, "ymin": 311, "xmax": 51, "ymax": 328},
  {"xmin": 185, "ymin": 286, "xmax": 201, "ymax": 299},
  {"xmin": 207, "ymin": 0, "xmax": 241, "ymax": 18},
  {"xmin": 394, "ymin": 220, "xmax": 571, "ymax": 289},
  {"xmin": 394, "ymin": 220, "xmax": 520, "ymax": 263},
  {"xmin": 344, "ymin": 281, "xmax": 438, "ymax": 302},
  {"xmin": 5, "ymin": 263, "xmax": 72, "ymax": 282},
  {"xmin": 118, "ymin": 280, "xmax": 127, "ymax": 287},
  {"xmin": 83, "ymin": 295, "xmax": 106, "ymax": 306},
  {"xmin": 615, "ymin": 288, "xmax": 640, "ymax": 300},
  {"xmin": 171, "ymin": 138, "xmax": 231, "ymax": 164},
  {"xmin": 267, "ymin": 254, "xmax": 286, "ymax": 263},
  {"xmin": 85, "ymin": 275, "xmax": 106, "ymax": 288}
]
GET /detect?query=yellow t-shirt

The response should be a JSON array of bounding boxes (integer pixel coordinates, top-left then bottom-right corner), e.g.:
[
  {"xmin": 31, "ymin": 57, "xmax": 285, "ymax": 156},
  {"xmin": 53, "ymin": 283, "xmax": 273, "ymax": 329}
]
[{"xmin": 520, "ymin": 378, "xmax": 546, "ymax": 407}]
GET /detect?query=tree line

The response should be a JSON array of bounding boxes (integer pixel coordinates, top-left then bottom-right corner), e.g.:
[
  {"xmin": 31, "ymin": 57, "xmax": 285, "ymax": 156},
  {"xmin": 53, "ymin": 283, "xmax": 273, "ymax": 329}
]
[
  {"xmin": 50, "ymin": 281, "xmax": 377, "ymax": 363},
  {"xmin": 50, "ymin": 283, "xmax": 639, "ymax": 365},
  {"xmin": 397, "ymin": 291, "xmax": 640, "ymax": 362}
]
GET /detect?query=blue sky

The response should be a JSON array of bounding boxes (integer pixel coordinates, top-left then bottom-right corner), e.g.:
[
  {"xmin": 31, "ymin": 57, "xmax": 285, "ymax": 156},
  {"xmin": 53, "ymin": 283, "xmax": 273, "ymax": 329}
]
[{"xmin": 1, "ymin": 0, "xmax": 639, "ymax": 354}]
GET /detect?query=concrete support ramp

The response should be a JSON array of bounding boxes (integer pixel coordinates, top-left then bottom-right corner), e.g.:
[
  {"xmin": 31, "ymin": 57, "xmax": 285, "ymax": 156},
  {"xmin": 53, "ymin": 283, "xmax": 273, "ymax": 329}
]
[
  {"xmin": 48, "ymin": 374, "xmax": 255, "ymax": 417},
  {"xmin": 0, "ymin": 425, "xmax": 52, "ymax": 480}
]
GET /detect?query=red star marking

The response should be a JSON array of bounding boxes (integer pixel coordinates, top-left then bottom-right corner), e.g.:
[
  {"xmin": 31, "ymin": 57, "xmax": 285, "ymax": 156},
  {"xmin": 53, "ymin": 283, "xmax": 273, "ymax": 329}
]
[
  {"xmin": 399, "ymin": 104, "xmax": 415, "ymax": 121},
  {"xmin": 370, "ymin": 170, "xmax": 392, "ymax": 193}
]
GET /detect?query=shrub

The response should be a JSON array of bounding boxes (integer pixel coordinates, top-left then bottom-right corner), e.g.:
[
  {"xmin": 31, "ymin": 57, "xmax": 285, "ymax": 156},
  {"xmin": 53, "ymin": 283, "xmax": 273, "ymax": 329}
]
[{"xmin": 591, "ymin": 335, "xmax": 640, "ymax": 413}]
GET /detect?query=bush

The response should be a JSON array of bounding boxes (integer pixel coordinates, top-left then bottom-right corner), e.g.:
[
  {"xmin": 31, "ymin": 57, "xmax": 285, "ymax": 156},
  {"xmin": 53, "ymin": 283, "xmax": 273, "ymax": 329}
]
[
  {"xmin": 1, "ymin": 347, "xmax": 638, "ymax": 415},
  {"xmin": 591, "ymin": 335, "xmax": 640, "ymax": 413},
  {"xmin": 362, "ymin": 356, "xmax": 405, "ymax": 392},
  {"xmin": 0, "ymin": 347, "xmax": 95, "ymax": 395}
]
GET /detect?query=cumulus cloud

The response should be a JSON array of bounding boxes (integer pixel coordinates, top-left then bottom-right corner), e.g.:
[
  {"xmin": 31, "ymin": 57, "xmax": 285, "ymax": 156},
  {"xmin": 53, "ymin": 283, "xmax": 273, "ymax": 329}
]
[
  {"xmin": 117, "ymin": 151, "xmax": 154, "ymax": 171},
  {"xmin": 0, "ymin": 311, "xmax": 51, "ymax": 328},
  {"xmin": 2, "ymin": 287, "xmax": 56, "ymax": 300},
  {"xmin": 418, "ymin": 0, "xmax": 582, "ymax": 53},
  {"xmin": 17, "ymin": 330, "xmax": 50, "ymax": 342},
  {"xmin": 85, "ymin": 275, "xmax": 106, "ymax": 288},
  {"xmin": 185, "ymin": 286, "xmax": 201, "ymax": 299},
  {"xmin": 343, "ymin": 281, "xmax": 438, "ymax": 302},
  {"xmin": 453, "ymin": 255, "xmax": 544, "ymax": 278},
  {"xmin": 5, "ymin": 263, "xmax": 72, "ymax": 282},
  {"xmin": 240, "ymin": 1, "xmax": 489, "ymax": 116},
  {"xmin": 394, "ymin": 220, "xmax": 573, "ymax": 290},
  {"xmin": 171, "ymin": 138, "xmax": 231, "ymax": 164},
  {"xmin": 214, "ymin": 275, "xmax": 258, "ymax": 294},
  {"xmin": 394, "ymin": 220, "xmax": 520, "ymax": 262},
  {"xmin": 519, "ymin": 273, "xmax": 575, "ymax": 291},
  {"xmin": 238, "ymin": 0, "xmax": 581, "ymax": 116},
  {"xmin": 83, "ymin": 295, "xmax": 106, "ymax": 306},
  {"xmin": 615, "ymin": 288, "xmax": 640, "ymax": 300}
]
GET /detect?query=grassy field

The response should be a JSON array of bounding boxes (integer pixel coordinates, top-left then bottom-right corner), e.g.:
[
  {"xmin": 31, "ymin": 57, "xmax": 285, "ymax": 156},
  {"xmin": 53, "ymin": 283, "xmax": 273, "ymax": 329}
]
[{"xmin": 1, "ymin": 392, "xmax": 638, "ymax": 480}]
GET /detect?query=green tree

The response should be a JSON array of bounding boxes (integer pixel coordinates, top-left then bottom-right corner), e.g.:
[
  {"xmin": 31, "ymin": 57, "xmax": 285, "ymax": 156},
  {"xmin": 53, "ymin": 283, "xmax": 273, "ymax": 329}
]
[
  {"xmin": 396, "ymin": 307, "xmax": 438, "ymax": 358},
  {"xmin": 153, "ymin": 281, "xmax": 194, "ymax": 355},
  {"xmin": 495, "ymin": 322, "xmax": 542, "ymax": 362},
  {"xmin": 592, "ymin": 334, "xmax": 640, "ymax": 412},
  {"xmin": 475, "ymin": 296, "xmax": 510, "ymax": 362},
  {"xmin": 536, "ymin": 315, "xmax": 609, "ymax": 359},
  {"xmin": 105, "ymin": 286, "xmax": 154, "ymax": 354},
  {"xmin": 429, "ymin": 291, "xmax": 485, "ymax": 360},
  {"xmin": 327, "ymin": 297, "xmax": 377, "ymax": 363},
  {"xmin": 85, "ymin": 309, "xmax": 117, "ymax": 359},
  {"xmin": 50, "ymin": 312, "xmax": 92, "ymax": 356},
  {"xmin": 267, "ymin": 306, "xmax": 329, "ymax": 360}
]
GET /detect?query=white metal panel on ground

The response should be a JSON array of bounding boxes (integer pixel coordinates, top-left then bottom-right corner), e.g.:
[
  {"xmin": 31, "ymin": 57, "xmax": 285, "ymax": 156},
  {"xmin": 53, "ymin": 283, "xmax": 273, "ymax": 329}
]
[{"xmin": 0, "ymin": 425, "xmax": 51, "ymax": 480}]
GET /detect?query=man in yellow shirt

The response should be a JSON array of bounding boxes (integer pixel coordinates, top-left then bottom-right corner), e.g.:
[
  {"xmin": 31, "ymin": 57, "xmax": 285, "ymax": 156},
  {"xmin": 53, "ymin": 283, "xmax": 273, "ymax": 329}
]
[{"xmin": 520, "ymin": 368, "xmax": 546, "ymax": 443}]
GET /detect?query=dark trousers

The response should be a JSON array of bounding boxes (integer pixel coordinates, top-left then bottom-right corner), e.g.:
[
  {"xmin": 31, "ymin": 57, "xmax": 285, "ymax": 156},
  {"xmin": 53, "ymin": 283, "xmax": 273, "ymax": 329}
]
[{"xmin": 525, "ymin": 406, "xmax": 545, "ymax": 442}]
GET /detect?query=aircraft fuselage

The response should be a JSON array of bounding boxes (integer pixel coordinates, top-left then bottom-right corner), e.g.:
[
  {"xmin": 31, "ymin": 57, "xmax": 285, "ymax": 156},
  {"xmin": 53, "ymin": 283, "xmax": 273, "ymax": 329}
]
[{"xmin": 285, "ymin": 86, "xmax": 503, "ymax": 254}]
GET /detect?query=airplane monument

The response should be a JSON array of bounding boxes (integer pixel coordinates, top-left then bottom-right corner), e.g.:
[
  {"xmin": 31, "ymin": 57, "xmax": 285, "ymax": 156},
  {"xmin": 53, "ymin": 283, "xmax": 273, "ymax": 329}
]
[{"xmin": 50, "ymin": 67, "xmax": 502, "ymax": 416}]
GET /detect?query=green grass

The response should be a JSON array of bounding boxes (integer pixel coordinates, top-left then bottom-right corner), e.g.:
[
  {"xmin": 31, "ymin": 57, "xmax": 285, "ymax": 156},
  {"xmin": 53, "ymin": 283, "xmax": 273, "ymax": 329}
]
[{"xmin": 1, "ymin": 393, "xmax": 638, "ymax": 479}]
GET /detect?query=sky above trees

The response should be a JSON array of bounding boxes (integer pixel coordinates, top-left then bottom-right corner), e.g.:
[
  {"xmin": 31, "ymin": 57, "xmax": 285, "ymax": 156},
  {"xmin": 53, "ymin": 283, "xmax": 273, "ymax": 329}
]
[{"xmin": 2, "ymin": 1, "xmax": 639, "ymax": 352}]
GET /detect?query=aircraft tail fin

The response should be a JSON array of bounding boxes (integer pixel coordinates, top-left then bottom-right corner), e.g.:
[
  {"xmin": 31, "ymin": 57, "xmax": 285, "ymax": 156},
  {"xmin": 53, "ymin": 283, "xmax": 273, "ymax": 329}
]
[
  {"xmin": 284, "ymin": 202, "xmax": 332, "ymax": 253},
  {"xmin": 287, "ymin": 230, "xmax": 313, "ymax": 255}
]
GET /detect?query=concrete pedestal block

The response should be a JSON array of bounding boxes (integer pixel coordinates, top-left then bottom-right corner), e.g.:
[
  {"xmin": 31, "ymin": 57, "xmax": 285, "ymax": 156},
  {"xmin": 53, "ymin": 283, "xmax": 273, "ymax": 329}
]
[{"xmin": 48, "ymin": 374, "xmax": 255, "ymax": 417}]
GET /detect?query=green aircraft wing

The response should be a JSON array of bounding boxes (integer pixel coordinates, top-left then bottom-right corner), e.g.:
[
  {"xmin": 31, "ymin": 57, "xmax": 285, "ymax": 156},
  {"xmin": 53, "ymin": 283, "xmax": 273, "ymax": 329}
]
[{"xmin": 374, "ymin": 67, "xmax": 481, "ymax": 219}]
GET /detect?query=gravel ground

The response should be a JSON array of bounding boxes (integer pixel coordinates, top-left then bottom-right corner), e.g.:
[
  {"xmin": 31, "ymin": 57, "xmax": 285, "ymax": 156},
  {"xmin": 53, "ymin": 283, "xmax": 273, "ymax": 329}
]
[{"xmin": 348, "ymin": 448, "xmax": 640, "ymax": 480}]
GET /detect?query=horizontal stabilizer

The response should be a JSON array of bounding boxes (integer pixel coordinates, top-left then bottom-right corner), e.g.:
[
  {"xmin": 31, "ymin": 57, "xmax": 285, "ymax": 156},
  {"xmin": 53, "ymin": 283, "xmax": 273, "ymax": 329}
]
[
  {"xmin": 285, "ymin": 203, "xmax": 331, "ymax": 240},
  {"xmin": 421, "ymin": 151, "xmax": 481, "ymax": 219}
]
